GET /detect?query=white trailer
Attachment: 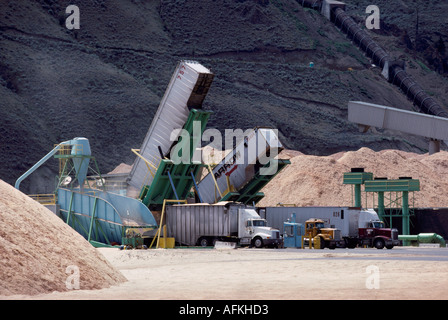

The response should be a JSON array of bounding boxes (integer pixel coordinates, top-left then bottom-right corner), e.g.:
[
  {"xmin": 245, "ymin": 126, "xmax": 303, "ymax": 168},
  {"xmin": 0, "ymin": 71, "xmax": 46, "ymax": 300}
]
[
  {"xmin": 197, "ymin": 128, "xmax": 284, "ymax": 204},
  {"xmin": 127, "ymin": 61, "xmax": 214, "ymax": 192},
  {"xmin": 166, "ymin": 203, "xmax": 282, "ymax": 248}
]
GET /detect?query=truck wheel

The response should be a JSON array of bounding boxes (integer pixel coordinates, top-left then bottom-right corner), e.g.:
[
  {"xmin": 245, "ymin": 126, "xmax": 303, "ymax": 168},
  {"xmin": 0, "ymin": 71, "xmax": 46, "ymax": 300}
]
[
  {"xmin": 386, "ymin": 245, "xmax": 394, "ymax": 249},
  {"xmin": 319, "ymin": 237, "xmax": 326, "ymax": 249},
  {"xmin": 344, "ymin": 239, "xmax": 356, "ymax": 249},
  {"xmin": 199, "ymin": 237, "xmax": 210, "ymax": 247},
  {"xmin": 374, "ymin": 238, "xmax": 385, "ymax": 249},
  {"xmin": 253, "ymin": 237, "xmax": 263, "ymax": 248}
]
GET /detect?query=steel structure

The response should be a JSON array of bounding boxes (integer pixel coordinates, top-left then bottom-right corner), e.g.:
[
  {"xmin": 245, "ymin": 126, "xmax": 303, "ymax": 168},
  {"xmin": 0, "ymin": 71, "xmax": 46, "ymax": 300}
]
[
  {"xmin": 342, "ymin": 167, "xmax": 420, "ymax": 239},
  {"xmin": 343, "ymin": 168, "xmax": 373, "ymax": 207},
  {"xmin": 348, "ymin": 101, "xmax": 448, "ymax": 153},
  {"xmin": 364, "ymin": 178, "xmax": 420, "ymax": 237},
  {"xmin": 137, "ymin": 108, "xmax": 211, "ymax": 208},
  {"xmin": 15, "ymin": 137, "xmax": 158, "ymax": 247},
  {"xmin": 127, "ymin": 61, "xmax": 214, "ymax": 192}
]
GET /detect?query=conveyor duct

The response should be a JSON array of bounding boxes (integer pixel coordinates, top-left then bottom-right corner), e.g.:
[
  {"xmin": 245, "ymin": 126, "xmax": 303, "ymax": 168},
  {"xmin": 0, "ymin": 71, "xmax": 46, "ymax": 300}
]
[{"xmin": 348, "ymin": 101, "xmax": 448, "ymax": 153}]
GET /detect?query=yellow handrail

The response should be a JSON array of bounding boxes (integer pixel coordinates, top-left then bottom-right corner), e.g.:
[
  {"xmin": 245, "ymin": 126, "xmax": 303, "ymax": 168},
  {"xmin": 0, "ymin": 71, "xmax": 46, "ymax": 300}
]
[
  {"xmin": 29, "ymin": 194, "xmax": 56, "ymax": 205},
  {"xmin": 150, "ymin": 199, "xmax": 187, "ymax": 249},
  {"xmin": 207, "ymin": 163, "xmax": 223, "ymax": 200},
  {"xmin": 131, "ymin": 149, "xmax": 158, "ymax": 172}
]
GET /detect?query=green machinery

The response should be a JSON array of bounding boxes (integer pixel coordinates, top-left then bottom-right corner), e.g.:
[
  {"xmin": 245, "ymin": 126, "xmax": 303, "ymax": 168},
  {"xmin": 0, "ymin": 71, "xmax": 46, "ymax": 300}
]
[
  {"xmin": 399, "ymin": 233, "xmax": 446, "ymax": 247},
  {"xmin": 215, "ymin": 159, "xmax": 291, "ymax": 205},
  {"xmin": 137, "ymin": 110, "xmax": 291, "ymax": 209},
  {"xmin": 343, "ymin": 168, "xmax": 420, "ymax": 238},
  {"xmin": 15, "ymin": 137, "xmax": 158, "ymax": 247},
  {"xmin": 342, "ymin": 168, "xmax": 373, "ymax": 207},
  {"xmin": 138, "ymin": 108, "xmax": 211, "ymax": 209},
  {"xmin": 132, "ymin": 61, "xmax": 291, "ymax": 212},
  {"xmin": 15, "ymin": 61, "xmax": 291, "ymax": 248},
  {"xmin": 364, "ymin": 177, "xmax": 420, "ymax": 236}
]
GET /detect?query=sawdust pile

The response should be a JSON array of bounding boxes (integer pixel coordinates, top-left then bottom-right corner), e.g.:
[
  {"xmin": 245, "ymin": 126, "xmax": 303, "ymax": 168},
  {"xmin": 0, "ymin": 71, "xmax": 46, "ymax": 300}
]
[
  {"xmin": 107, "ymin": 163, "xmax": 132, "ymax": 174},
  {"xmin": 259, "ymin": 147, "xmax": 448, "ymax": 208},
  {"xmin": 0, "ymin": 180, "xmax": 126, "ymax": 297}
]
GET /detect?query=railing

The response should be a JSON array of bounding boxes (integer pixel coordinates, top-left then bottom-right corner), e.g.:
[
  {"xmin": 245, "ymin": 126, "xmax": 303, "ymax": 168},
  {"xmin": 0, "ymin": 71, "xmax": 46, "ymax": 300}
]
[
  {"xmin": 54, "ymin": 143, "xmax": 84, "ymax": 156},
  {"xmin": 29, "ymin": 194, "xmax": 56, "ymax": 205},
  {"xmin": 54, "ymin": 143, "xmax": 84, "ymax": 177}
]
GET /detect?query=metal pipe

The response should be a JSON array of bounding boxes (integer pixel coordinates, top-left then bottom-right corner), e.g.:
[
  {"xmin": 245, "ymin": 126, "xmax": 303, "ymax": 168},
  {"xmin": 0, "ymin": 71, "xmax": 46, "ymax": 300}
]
[
  {"xmin": 190, "ymin": 170, "xmax": 203, "ymax": 203},
  {"xmin": 399, "ymin": 233, "xmax": 446, "ymax": 247},
  {"xmin": 328, "ymin": 5, "xmax": 448, "ymax": 119},
  {"xmin": 15, "ymin": 140, "xmax": 72, "ymax": 190},
  {"xmin": 398, "ymin": 235, "xmax": 418, "ymax": 241},
  {"xmin": 167, "ymin": 171, "xmax": 180, "ymax": 202}
]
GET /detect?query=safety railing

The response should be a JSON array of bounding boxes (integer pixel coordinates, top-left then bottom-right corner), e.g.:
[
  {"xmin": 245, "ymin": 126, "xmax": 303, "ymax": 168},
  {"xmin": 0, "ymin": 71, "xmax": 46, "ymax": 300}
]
[{"xmin": 29, "ymin": 194, "xmax": 56, "ymax": 205}]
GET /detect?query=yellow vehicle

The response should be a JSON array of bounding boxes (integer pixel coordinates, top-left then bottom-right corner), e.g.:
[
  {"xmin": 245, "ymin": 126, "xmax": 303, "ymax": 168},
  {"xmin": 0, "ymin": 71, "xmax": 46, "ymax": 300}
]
[{"xmin": 305, "ymin": 218, "xmax": 341, "ymax": 249}]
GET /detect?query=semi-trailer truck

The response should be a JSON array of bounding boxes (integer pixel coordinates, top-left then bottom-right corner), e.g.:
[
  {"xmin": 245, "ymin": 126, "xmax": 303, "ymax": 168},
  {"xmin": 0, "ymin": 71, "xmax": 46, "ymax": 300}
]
[{"xmin": 166, "ymin": 202, "xmax": 282, "ymax": 248}]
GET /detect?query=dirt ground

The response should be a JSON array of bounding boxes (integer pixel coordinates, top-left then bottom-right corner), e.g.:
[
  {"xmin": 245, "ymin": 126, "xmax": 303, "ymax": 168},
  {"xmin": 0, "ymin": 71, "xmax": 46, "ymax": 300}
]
[{"xmin": 4, "ymin": 246, "xmax": 447, "ymax": 300}]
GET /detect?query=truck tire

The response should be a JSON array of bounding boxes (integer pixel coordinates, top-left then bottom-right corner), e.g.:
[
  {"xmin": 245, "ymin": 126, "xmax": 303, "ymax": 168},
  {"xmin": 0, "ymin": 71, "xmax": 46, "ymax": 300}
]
[
  {"xmin": 199, "ymin": 237, "xmax": 211, "ymax": 247},
  {"xmin": 253, "ymin": 237, "xmax": 263, "ymax": 248},
  {"xmin": 344, "ymin": 238, "xmax": 356, "ymax": 249},
  {"xmin": 386, "ymin": 244, "xmax": 394, "ymax": 249},
  {"xmin": 374, "ymin": 238, "xmax": 385, "ymax": 249},
  {"xmin": 319, "ymin": 237, "xmax": 326, "ymax": 249}
]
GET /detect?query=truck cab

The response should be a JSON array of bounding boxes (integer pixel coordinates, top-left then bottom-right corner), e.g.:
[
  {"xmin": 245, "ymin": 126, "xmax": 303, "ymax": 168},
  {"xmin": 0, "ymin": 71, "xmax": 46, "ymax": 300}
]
[
  {"xmin": 358, "ymin": 210, "xmax": 400, "ymax": 249},
  {"xmin": 305, "ymin": 218, "xmax": 341, "ymax": 249},
  {"xmin": 239, "ymin": 209, "xmax": 282, "ymax": 248}
]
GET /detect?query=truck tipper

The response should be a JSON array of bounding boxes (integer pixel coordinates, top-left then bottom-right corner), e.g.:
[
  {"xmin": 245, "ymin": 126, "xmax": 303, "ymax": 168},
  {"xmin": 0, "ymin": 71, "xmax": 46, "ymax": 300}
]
[
  {"xmin": 127, "ymin": 60, "xmax": 214, "ymax": 193},
  {"xmin": 197, "ymin": 127, "xmax": 289, "ymax": 205},
  {"xmin": 260, "ymin": 206, "xmax": 400, "ymax": 249},
  {"xmin": 166, "ymin": 203, "xmax": 282, "ymax": 248}
]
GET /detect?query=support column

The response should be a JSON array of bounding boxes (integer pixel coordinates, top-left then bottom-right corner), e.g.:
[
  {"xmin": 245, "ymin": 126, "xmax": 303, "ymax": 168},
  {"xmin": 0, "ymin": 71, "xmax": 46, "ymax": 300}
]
[
  {"xmin": 354, "ymin": 184, "xmax": 362, "ymax": 208},
  {"xmin": 402, "ymin": 191, "xmax": 410, "ymax": 246},
  {"xmin": 378, "ymin": 191, "xmax": 385, "ymax": 221},
  {"xmin": 429, "ymin": 139, "xmax": 440, "ymax": 155}
]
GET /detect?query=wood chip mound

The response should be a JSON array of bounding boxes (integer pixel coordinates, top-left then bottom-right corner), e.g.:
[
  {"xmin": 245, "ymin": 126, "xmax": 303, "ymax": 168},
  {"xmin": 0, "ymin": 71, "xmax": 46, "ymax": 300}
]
[
  {"xmin": 259, "ymin": 147, "xmax": 448, "ymax": 208},
  {"xmin": 0, "ymin": 180, "xmax": 126, "ymax": 297}
]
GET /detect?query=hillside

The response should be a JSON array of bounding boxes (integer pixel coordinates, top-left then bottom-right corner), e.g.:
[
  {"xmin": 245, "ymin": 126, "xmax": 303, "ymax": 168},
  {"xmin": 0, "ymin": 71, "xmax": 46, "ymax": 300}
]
[{"xmin": 1, "ymin": 0, "xmax": 447, "ymax": 194}]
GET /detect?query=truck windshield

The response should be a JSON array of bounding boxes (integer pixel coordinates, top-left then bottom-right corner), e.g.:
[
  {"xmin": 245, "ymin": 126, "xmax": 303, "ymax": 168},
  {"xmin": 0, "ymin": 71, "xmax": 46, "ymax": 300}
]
[
  {"xmin": 252, "ymin": 220, "xmax": 267, "ymax": 227},
  {"xmin": 315, "ymin": 222, "xmax": 325, "ymax": 229},
  {"xmin": 371, "ymin": 221, "xmax": 385, "ymax": 228}
]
